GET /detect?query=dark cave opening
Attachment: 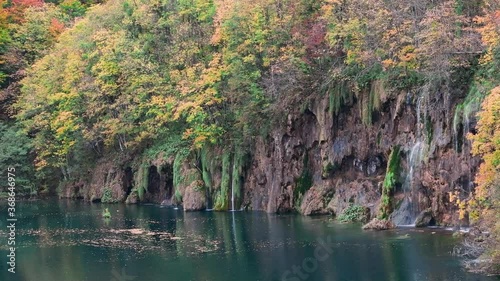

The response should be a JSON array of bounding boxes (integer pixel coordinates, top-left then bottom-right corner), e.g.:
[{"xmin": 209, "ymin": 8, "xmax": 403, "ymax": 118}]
[
  {"xmin": 122, "ymin": 167, "xmax": 134, "ymax": 197},
  {"xmin": 148, "ymin": 166, "xmax": 161, "ymax": 195},
  {"xmin": 161, "ymin": 165, "xmax": 174, "ymax": 200}
]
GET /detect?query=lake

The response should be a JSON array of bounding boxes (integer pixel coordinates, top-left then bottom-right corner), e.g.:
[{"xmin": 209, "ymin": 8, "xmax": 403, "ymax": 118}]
[{"xmin": 0, "ymin": 199, "xmax": 497, "ymax": 281}]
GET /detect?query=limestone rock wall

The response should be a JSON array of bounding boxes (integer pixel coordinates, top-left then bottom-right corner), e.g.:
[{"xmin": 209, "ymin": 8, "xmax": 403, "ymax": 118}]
[{"xmin": 242, "ymin": 87, "xmax": 477, "ymax": 226}]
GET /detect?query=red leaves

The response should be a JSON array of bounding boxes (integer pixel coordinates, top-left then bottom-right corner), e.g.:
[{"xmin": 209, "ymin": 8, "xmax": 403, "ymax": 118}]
[
  {"xmin": 11, "ymin": 0, "xmax": 44, "ymax": 7},
  {"xmin": 49, "ymin": 18, "xmax": 65, "ymax": 37},
  {"xmin": 292, "ymin": 18, "xmax": 328, "ymax": 63},
  {"xmin": 305, "ymin": 20, "xmax": 328, "ymax": 57},
  {"xmin": 5, "ymin": 0, "xmax": 44, "ymax": 23}
]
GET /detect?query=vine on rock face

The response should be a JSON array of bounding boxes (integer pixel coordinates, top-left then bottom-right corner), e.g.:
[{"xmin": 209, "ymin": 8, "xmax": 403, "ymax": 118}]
[{"xmin": 379, "ymin": 146, "xmax": 400, "ymax": 220}]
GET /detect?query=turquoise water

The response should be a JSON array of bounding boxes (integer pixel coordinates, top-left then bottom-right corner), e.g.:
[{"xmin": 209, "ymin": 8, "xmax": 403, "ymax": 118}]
[{"xmin": 0, "ymin": 199, "xmax": 497, "ymax": 281}]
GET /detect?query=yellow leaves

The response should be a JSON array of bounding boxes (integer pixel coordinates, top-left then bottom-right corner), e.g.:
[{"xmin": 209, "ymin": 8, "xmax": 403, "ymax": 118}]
[
  {"xmin": 262, "ymin": 57, "xmax": 270, "ymax": 68},
  {"xmin": 476, "ymin": 10, "xmax": 500, "ymax": 64},
  {"xmin": 324, "ymin": 0, "xmax": 342, "ymax": 5},
  {"xmin": 193, "ymin": 135, "xmax": 207, "ymax": 146},
  {"xmin": 52, "ymin": 111, "xmax": 79, "ymax": 136},
  {"xmin": 320, "ymin": 0, "xmax": 342, "ymax": 16},
  {"xmin": 34, "ymin": 158, "xmax": 48, "ymax": 170},
  {"xmin": 62, "ymin": 52, "xmax": 84, "ymax": 91},
  {"xmin": 54, "ymin": 110, "xmax": 73, "ymax": 123},
  {"xmin": 134, "ymin": 130, "xmax": 153, "ymax": 144},
  {"xmin": 462, "ymin": 86, "xmax": 500, "ymax": 224},
  {"xmin": 173, "ymin": 101, "xmax": 198, "ymax": 120},
  {"xmin": 382, "ymin": 59, "xmax": 395, "ymax": 69},
  {"xmin": 470, "ymin": 87, "xmax": 500, "ymax": 156},
  {"xmin": 243, "ymin": 54, "xmax": 256, "ymax": 64},
  {"xmin": 322, "ymin": 0, "xmax": 394, "ymax": 68},
  {"xmin": 398, "ymin": 45, "xmax": 416, "ymax": 63},
  {"xmin": 448, "ymin": 191, "xmax": 458, "ymax": 203},
  {"xmin": 182, "ymin": 128, "xmax": 193, "ymax": 139}
]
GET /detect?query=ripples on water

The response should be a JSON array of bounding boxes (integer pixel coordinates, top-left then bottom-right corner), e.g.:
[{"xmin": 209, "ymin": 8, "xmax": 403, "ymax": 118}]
[{"xmin": 0, "ymin": 199, "xmax": 497, "ymax": 281}]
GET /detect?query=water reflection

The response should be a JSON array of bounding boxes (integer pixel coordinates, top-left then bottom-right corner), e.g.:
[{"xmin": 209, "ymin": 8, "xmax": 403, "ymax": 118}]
[{"xmin": 0, "ymin": 199, "xmax": 496, "ymax": 281}]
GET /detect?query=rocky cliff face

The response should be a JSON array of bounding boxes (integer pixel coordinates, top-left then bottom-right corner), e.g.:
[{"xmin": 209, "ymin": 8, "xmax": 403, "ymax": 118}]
[
  {"xmin": 61, "ymin": 84, "xmax": 478, "ymax": 227},
  {"xmin": 243, "ymin": 84, "xmax": 478, "ymax": 226}
]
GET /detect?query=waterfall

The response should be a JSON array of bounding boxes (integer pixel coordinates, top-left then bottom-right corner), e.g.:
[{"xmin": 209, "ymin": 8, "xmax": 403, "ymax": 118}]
[
  {"xmin": 205, "ymin": 181, "xmax": 212, "ymax": 211},
  {"xmin": 452, "ymin": 108, "xmax": 461, "ymax": 152},
  {"xmin": 392, "ymin": 91, "xmax": 429, "ymax": 226},
  {"xmin": 230, "ymin": 158, "xmax": 235, "ymax": 212},
  {"xmin": 407, "ymin": 141, "xmax": 424, "ymax": 193},
  {"xmin": 231, "ymin": 181, "xmax": 235, "ymax": 211}
]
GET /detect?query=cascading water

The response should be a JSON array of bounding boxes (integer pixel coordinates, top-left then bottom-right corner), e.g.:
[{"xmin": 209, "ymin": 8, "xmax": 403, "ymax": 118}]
[
  {"xmin": 231, "ymin": 181, "xmax": 235, "ymax": 211},
  {"xmin": 453, "ymin": 92, "xmax": 484, "ymax": 196},
  {"xmin": 392, "ymin": 90, "xmax": 429, "ymax": 226},
  {"xmin": 452, "ymin": 107, "xmax": 462, "ymax": 153},
  {"xmin": 453, "ymin": 101, "xmax": 475, "ymax": 155},
  {"xmin": 230, "ymin": 158, "xmax": 236, "ymax": 212},
  {"xmin": 205, "ymin": 183, "xmax": 213, "ymax": 211}
]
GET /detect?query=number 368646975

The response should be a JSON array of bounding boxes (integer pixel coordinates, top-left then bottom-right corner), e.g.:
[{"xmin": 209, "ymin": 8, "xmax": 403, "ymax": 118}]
[{"xmin": 7, "ymin": 167, "xmax": 16, "ymax": 199}]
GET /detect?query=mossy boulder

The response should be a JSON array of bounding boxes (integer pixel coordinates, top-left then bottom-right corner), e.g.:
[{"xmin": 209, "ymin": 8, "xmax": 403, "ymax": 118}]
[
  {"xmin": 183, "ymin": 179, "xmax": 206, "ymax": 211},
  {"xmin": 362, "ymin": 218, "xmax": 395, "ymax": 230},
  {"xmin": 415, "ymin": 208, "xmax": 434, "ymax": 227},
  {"xmin": 172, "ymin": 153, "xmax": 207, "ymax": 211},
  {"xmin": 125, "ymin": 190, "xmax": 138, "ymax": 204}
]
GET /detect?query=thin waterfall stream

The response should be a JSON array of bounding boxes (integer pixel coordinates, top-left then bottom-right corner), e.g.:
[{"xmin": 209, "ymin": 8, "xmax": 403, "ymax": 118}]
[{"xmin": 392, "ymin": 90, "xmax": 429, "ymax": 226}]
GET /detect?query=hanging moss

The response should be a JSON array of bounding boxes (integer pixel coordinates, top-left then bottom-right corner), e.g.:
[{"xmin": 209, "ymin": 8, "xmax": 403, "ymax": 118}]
[
  {"xmin": 371, "ymin": 79, "xmax": 384, "ymax": 112},
  {"xmin": 231, "ymin": 149, "xmax": 245, "ymax": 208},
  {"xmin": 172, "ymin": 150, "xmax": 190, "ymax": 203},
  {"xmin": 322, "ymin": 161, "xmax": 337, "ymax": 179},
  {"xmin": 358, "ymin": 80, "xmax": 386, "ymax": 126},
  {"xmin": 361, "ymin": 88, "xmax": 372, "ymax": 125},
  {"xmin": 328, "ymin": 80, "xmax": 351, "ymax": 117},
  {"xmin": 383, "ymin": 146, "xmax": 401, "ymax": 190},
  {"xmin": 174, "ymin": 188, "xmax": 182, "ymax": 203},
  {"xmin": 214, "ymin": 151, "xmax": 231, "ymax": 210},
  {"xmin": 425, "ymin": 116, "xmax": 433, "ymax": 145},
  {"xmin": 328, "ymin": 84, "xmax": 341, "ymax": 116},
  {"xmin": 376, "ymin": 131, "xmax": 382, "ymax": 146},
  {"xmin": 294, "ymin": 152, "xmax": 313, "ymax": 205},
  {"xmin": 326, "ymin": 78, "xmax": 381, "ymax": 125},
  {"xmin": 379, "ymin": 146, "xmax": 401, "ymax": 219},
  {"xmin": 136, "ymin": 164, "xmax": 149, "ymax": 201},
  {"xmin": 173, "ymin": 152, "xmax": 187, "ymax": 189},
  {"xmin": 200, "ymin": 147, "xmax": 212, "ymax": 191}
]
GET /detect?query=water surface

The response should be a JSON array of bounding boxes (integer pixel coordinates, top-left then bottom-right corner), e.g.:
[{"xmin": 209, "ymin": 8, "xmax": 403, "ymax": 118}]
[{"xmin": 0, "ymin": 200, "xmax": 497, "ymax": 281}]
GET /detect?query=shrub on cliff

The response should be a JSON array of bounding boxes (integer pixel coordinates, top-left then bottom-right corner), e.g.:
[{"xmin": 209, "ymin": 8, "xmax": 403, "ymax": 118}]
[{"xmin": 337, "ymin": 204, "xmax": 370, "ymax": 223}]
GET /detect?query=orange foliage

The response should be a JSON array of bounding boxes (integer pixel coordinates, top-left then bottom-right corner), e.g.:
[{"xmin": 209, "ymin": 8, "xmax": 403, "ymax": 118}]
[
  {"xmin": 6, "ymin": 0, "xmax": 44, "ymax": 23},
  {"xmin": 49, "ymin": 18, "xmax": 65, "ymax": 37},
  {"xmin": 476, "ymin": 10, "xmax": 500, "ymax": 64},
  {"xmin": 467, "ymin": 86, "xmax": 500, "ymax": 223}
]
